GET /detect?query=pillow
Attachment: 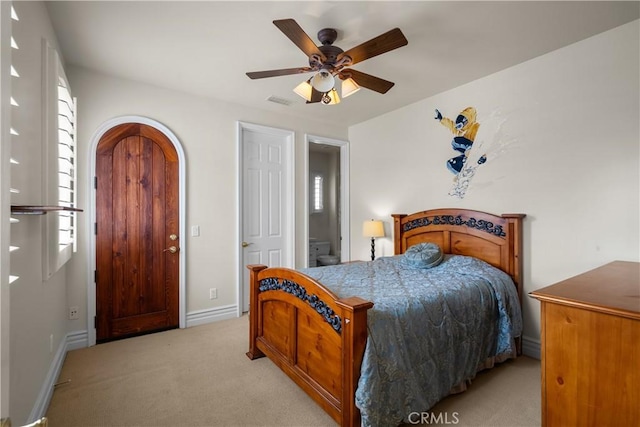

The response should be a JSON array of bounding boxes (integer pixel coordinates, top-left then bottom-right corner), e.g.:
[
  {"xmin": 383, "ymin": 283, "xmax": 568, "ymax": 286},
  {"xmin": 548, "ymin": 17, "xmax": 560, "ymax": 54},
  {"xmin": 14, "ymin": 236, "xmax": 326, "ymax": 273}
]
[{"xmin": 402, "ymin": 242, "xmax": 444, "ymax": 269}]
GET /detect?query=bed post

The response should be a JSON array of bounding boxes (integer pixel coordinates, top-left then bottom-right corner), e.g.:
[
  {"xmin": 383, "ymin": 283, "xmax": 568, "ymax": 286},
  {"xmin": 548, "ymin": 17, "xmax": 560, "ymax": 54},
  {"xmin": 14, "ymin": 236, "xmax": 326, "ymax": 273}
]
[
  {"xmin": 336, "ymin": 296, "xmax": 374, "ymax": 427},
  {"xmin": 246, "ymin": 264, "xmax": 267, "ymax": 360},
  {"xmin": 502, "ymin": 213, "xmax": 526, "ymax": 355},
  {"xmin": 391, "ymin": 214, "xmax": 406, "ymax": 255},
  {"xmin": 501, "ymin": 214, "xmax": 525, "ymax": 297}
]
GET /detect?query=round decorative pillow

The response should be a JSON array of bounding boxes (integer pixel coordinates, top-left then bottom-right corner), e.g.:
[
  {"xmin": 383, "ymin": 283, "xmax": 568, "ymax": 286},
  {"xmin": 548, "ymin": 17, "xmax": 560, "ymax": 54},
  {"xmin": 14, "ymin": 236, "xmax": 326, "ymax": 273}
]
[{"xmin": 401, "ymin": 242, "xmax": 444, "ymax": 269}]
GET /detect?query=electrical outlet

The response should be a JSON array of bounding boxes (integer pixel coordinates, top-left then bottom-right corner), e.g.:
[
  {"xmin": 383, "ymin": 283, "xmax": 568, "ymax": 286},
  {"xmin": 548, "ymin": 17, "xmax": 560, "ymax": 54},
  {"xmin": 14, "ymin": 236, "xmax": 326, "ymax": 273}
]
[
  {"xmin": 209, "ymin": 288, "xmax": 217, "ymax": 300},
  {"xmin": 50, "ymin": 334, "xmax": 54, "ymax": 353},
  {"xmin": 69, "ymin": 306, "xmax": 79, "ymax": 320}
]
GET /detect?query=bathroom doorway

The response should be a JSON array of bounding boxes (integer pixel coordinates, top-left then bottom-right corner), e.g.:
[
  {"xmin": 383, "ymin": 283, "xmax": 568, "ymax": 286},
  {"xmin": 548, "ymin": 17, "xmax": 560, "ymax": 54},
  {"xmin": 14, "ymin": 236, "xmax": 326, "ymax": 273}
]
[{"xmin": 305, "ymin": 135, "xmax": 350, "ymax": 267}]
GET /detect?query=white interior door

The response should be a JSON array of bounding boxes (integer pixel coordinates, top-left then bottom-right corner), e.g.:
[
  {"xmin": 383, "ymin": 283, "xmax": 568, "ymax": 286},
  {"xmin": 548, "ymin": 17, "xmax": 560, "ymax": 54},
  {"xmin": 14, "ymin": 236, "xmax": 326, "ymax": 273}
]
[{"xmin": 238, "ymin": 122, "xmax": 294, "ymax": 313}]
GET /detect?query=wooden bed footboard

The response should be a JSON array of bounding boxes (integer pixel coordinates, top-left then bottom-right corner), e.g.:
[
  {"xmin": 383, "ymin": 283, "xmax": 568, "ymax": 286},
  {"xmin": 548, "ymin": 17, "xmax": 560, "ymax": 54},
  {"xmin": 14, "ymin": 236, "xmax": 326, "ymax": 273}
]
[{"xmin": 246, "ymin": 265, "xmax": 373, "ymax": 427}]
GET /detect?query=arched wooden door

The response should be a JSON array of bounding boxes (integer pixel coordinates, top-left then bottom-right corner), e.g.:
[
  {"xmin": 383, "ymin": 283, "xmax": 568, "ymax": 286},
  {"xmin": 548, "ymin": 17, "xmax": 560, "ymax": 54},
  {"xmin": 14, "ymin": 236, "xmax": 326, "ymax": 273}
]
[{"xmin": 96, "ymin": 123, "xmax": 179, "ymax": 342}]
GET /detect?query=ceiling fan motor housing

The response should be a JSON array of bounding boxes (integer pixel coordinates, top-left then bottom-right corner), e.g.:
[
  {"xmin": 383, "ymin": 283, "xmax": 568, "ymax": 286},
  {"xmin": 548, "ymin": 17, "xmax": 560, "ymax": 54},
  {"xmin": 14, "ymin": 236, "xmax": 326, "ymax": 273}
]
[
  {"xmin": 308, "ymin": 28, "xmax": 351, "ymax": 71},
  {"xmin": 317, "ymin": 28, "xmax": 338, "ymax": 45},
  {"xmin": 310, "ymin": 45, "xmax": 345, "ymax": 70}
]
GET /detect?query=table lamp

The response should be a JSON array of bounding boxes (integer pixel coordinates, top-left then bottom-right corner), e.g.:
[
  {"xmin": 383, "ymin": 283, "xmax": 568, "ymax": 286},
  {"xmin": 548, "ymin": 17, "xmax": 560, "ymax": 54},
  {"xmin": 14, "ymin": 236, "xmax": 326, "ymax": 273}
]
[{"xmin": 362, "ymin": 219, "xmax": 384, "ymax": 261}]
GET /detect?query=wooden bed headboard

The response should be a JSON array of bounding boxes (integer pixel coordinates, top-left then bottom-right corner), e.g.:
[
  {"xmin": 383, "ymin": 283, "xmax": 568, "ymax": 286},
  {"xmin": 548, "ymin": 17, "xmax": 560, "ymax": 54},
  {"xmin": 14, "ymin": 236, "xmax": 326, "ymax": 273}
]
[{"xmin": 392, "ymin": 208, "xmax": 525, "ymax": 298}]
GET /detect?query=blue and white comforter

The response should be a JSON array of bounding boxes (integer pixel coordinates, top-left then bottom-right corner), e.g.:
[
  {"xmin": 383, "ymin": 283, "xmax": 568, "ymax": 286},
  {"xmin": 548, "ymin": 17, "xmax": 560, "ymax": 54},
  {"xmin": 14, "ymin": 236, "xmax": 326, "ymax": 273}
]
[{"xmin": 300, "ymin": 255, "xmax": 522, "ymax": 427}]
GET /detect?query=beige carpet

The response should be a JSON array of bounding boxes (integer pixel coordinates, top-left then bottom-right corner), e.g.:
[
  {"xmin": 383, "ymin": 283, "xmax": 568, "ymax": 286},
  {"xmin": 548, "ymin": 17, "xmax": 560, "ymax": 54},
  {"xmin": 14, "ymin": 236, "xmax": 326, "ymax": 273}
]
[{"xmin": 46, "ymin": 316, "xmax": 540, "ymax": 427}]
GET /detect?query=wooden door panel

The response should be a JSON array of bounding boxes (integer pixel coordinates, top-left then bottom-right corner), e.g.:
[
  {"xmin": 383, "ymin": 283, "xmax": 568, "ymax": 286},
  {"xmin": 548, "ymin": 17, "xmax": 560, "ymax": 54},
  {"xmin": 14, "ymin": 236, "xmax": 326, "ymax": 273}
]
[
  {"xmin": 95, "ymin": 147, "xmax": 113, "ymax": 341},
  {"xmin": 147, "ymin": 141, "xmax": 166, "ymax": 313},
  {"xmin": 96, "ymin": 124, "xmax": 179, "ymax": 342},
  {"xmin": 112, "ymin": 137, "xmax": 134, "ymax": 318},
  {"xmin": 111, "ymin": 311, "xmax": 171, "ymax": 337}
]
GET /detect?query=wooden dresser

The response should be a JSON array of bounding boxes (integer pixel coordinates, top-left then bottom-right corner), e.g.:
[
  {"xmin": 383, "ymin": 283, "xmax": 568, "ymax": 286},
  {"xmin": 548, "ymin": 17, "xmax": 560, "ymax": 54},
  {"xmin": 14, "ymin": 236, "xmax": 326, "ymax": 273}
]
[{"xmin": 529, "ymin": 261, "xmax": 640, "ymax": 426}]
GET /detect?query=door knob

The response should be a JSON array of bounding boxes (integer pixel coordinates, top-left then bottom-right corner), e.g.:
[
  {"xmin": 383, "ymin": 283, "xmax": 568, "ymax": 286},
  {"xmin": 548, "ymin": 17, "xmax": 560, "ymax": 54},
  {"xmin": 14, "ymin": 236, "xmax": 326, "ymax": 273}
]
[
  {"xmin": 164, "ymin": 246, "xmax": 178, "ymax": 254},
  {"xmin": 242, "ymin": 241, "xmax": 252, "ymax": 248}
]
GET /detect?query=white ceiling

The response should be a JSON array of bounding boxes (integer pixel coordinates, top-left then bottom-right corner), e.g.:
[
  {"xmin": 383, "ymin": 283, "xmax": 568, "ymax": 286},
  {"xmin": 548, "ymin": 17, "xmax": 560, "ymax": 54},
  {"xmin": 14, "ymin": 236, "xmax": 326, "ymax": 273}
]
[{"xmin": 46, "ymin": 1, "xmax": 639, "ymax": 127}]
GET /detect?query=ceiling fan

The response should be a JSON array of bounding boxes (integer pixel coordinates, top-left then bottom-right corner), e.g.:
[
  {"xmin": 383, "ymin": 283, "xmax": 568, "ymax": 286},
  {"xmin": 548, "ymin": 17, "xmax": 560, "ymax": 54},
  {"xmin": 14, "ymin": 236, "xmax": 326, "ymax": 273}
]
[{"xmin": 246, "ymin": 19, "xmax": 408, "ymax": 105}]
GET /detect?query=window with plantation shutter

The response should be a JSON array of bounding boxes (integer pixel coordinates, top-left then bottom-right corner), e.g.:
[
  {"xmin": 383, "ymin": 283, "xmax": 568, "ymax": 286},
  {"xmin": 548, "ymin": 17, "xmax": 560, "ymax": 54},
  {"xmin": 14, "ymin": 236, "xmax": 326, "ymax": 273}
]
[
  {"xmin": 41, "ymin": 42, "xmax": 78, "ymax": 277},
  {"xmin": 57, "ymin": 76, "xmax": 76, "ymax": 251},
  {"xmin": 6, "ymin": 4, "xmax": 81, "ymax": 281}
]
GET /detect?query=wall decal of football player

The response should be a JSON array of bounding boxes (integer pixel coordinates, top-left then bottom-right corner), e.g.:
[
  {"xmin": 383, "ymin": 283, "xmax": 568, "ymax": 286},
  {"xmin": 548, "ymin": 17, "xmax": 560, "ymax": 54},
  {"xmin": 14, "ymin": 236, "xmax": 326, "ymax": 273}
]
[{"xmin": 435, "ymin": 107, "xmax": 486, "ymax": 174}]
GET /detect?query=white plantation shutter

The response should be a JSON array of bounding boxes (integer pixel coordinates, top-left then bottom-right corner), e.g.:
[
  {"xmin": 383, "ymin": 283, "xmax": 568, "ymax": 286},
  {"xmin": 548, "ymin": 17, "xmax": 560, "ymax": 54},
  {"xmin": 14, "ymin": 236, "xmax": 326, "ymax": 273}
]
[
  {"xmin": 57, "ymin": 77, "xmax": 76, "ymax": 250},
  {"xmin": 42, "ymin": 42, "xmax": 78, "ymax": 277}
]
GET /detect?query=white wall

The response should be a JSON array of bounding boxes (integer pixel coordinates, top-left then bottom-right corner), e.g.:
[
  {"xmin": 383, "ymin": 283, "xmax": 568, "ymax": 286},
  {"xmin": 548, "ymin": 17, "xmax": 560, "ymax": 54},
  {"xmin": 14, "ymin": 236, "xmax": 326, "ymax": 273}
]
[
  {"xmin": 65, "ymin": 66, "xmax": 348, "ymax": 335},
  {"xmin": 0, "ymin": 1, "xmax": 12, "ymax": 421},
  {"xmin": 348, "ymin": 20, "xmax": 640, "ymax": 354},
  {"xmin": 7, "ymin": 2, "xmax": 69, "ymax": 424}
]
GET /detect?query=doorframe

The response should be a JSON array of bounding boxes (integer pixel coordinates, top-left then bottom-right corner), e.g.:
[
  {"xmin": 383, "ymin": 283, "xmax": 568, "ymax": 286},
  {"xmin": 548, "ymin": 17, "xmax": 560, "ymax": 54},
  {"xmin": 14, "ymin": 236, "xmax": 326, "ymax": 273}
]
[
  {"xmin": 304, "ymin": 134, "xmax": 350, "ymax": 265},
  {"xmin": 87, "ymin": 116, "xmax": 187, "ymax": 346},
  {"xmin": 236, "ymin": 121, "xmax": 295, "ymax": 316}
]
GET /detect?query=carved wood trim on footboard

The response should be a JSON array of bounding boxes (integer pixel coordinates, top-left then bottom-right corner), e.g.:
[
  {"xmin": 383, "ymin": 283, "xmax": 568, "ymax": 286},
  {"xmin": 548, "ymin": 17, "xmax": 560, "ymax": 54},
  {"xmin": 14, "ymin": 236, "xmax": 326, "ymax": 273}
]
[{"xmin": 246, "ymin": 265, "xmax": 373, "ymax": 427}]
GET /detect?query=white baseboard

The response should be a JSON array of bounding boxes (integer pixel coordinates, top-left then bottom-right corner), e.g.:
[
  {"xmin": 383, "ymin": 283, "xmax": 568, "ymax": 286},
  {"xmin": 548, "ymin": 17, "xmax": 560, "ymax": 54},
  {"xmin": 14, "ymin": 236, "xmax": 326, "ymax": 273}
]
[
  {"xmin": 186, "ymin": 304, "xmax": 238, "ymax": 328},
  {"xmin": 28, "ymin": 329, "xmax": 87, "ymax": 422},
  {"xmin": 522, "ymin": 335, "xmax": 541, "ymax": 360},
  {"xmin": 66, "ymin": 330, "xmax": 89, "ymax": 351}
]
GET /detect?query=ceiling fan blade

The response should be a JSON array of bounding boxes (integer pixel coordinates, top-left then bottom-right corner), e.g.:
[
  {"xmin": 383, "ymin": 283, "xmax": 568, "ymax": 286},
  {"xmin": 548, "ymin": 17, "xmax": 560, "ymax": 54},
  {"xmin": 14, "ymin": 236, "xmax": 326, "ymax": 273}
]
[
  {"xmin": 246, "ymin": 67, "xmax": 313, "ymax": 79},
  {"xmin": 273, "ymin": 19, "xmax": 326, "ymax": 62},
  {"xmin": 344, "ymin": 69, "xmax": 395, "ymax": 94},
  {"xmin": 337, "ymin": 28, "xmax": 408, "ymax": 66},
  {"xmin": 307, "ymin": 87, "xmax": 324, "ymax": 104}
]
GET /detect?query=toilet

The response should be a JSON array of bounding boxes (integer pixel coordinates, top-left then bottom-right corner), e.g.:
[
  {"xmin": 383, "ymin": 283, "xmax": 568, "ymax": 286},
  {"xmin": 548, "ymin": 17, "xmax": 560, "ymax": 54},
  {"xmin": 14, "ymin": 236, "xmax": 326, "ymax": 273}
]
[
  {"xmin": 318, "ymin": 255, "xmax": 340, "ymax": 266},
  {"xmin": 316, "ymin": 241, "xmax": 340, "ymax": 266}
]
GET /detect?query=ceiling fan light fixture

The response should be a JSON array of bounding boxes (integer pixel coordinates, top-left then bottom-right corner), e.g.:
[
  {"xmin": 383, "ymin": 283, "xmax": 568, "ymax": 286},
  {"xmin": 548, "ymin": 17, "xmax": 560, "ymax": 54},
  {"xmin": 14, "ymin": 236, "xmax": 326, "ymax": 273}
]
[
  {"xmin": 341, "ymin": 77, "xmax": 361, "ymax": 98},
  {"xmin": 311, "ymin": 69, "xmax": 335, "ymax": 93},
  {"xmin": 321, "ymin": 88, "xmax": 340, "ymax": 105},
  {"xmin": 293, "ymin": 79, "xmax": 313, "ymax": 101}
]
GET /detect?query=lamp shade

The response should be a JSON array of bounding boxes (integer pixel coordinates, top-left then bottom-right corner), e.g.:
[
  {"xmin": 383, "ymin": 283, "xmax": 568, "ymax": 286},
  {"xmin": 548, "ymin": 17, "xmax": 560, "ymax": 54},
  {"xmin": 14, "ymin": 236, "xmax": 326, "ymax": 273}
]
[
  {"xmin": 362, "ymin": 220, "xmax": 384, "ymax": 238},
  {"xmin": 341, "ymin": 77, "xmax": 361, "ymax": 98},
  {"xmin": 311, "ymin": 70, "xmax": 335, "ymax": 93},
  {"xmin": 293, "ymin": 79, "xmax": 313, "ymax": 101}
]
